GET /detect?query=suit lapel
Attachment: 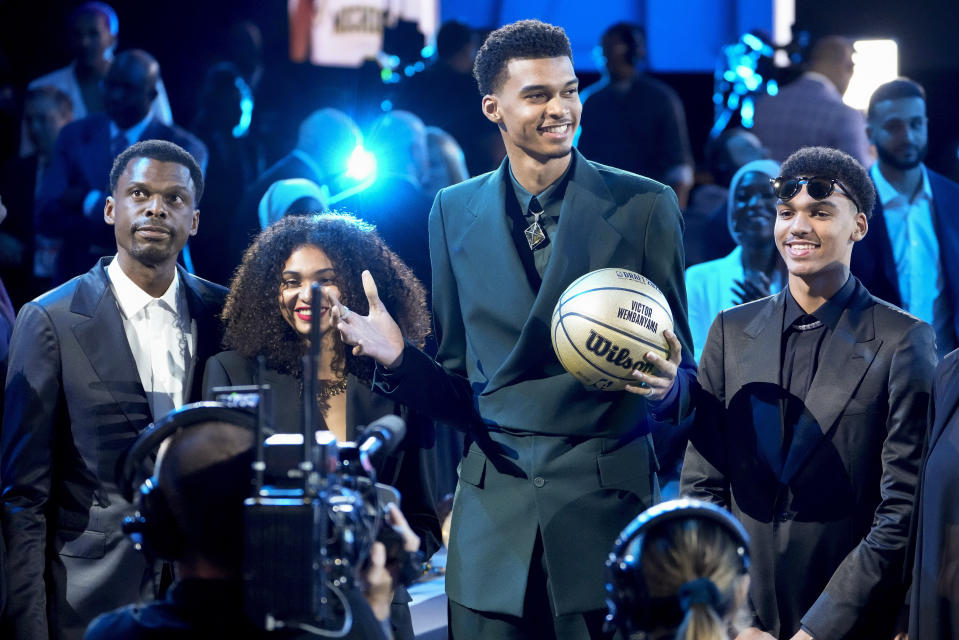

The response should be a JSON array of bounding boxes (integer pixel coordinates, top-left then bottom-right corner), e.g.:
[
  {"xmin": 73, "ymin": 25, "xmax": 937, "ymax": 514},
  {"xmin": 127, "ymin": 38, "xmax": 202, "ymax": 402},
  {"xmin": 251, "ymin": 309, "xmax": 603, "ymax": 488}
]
[
  {"xmin": 871, "ymin": 200, "xmax": 901, "ymax": 303},
  {"xmin": 71, "ymin": 259, "xmax": 153, "ymax": 429},
  {"xmin": 481, "ymin": 153, "xmax": 626, "ymax": 390},
  {"xmin": 742, "ymin": 291, "xmax": 788, "ymax": 475},
  {"xmin": 535, "ymin": 151, "xmax": 623, "ymax": 315},
  {"xmin": 458, "ymin": 160, "xmax": 539, "ymax": 334},
  {"xmin": 781, "ymin": 283, "xmax": 879, "ymax": 483}
]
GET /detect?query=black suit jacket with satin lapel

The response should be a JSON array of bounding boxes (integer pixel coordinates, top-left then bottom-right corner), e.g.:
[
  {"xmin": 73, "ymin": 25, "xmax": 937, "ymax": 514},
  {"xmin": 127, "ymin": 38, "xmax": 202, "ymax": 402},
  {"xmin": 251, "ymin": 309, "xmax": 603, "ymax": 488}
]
[
  {"xmin": 851, "ymin": 168, "xmax": 959, "ymax": 344},
  {"xmin": 0, "ymin": 257, "xmax": 226, "ymax": 640},
  {"xmin": 681, "ymin": 279, "xmax": 936, "ymax": 639},
  {"xmin": 374, "ymin": 150, "xmax": 693, "ymax": 616}
]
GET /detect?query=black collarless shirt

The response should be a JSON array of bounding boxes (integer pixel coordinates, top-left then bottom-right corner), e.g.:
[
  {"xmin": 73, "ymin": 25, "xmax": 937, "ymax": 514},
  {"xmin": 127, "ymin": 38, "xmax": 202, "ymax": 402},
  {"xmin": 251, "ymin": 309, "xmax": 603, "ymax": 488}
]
[{"xmin": 779, "ymin": 276, "xmax": 856, "ymax": 456}]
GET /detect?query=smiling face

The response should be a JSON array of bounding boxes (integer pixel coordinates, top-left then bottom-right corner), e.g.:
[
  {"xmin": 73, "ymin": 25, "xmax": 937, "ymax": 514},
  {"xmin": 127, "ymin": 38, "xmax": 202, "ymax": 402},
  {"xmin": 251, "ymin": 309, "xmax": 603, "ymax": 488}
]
[
  {"xmin": 730, "ymin": 171, "xmax": 778, "ymax": 247},
  {"xmin": 105, "ymin": 157, "xmax": 199, "ymax": 270},
  {"xmin": 482, "ymin": 56, "xmax": 580, "ymax": 164},
  {"xmin": 278, "ymin": 244, "xmax": 341, "ymax": 338},
  {"xmin": 775, "ymin": 183, "xmax": 867, "ymax": 284}
]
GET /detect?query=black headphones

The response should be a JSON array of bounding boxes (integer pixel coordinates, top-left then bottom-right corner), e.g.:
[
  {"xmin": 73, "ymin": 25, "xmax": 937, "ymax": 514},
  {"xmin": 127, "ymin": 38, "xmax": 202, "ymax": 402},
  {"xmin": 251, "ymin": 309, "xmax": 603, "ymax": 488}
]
[
  {"xmin": 605, "ymin": 498, "xmax": 750, "ymax": 635},
  {"xmin": 117, "ymin": 402, "xmax": 256, "ymax": 561}
]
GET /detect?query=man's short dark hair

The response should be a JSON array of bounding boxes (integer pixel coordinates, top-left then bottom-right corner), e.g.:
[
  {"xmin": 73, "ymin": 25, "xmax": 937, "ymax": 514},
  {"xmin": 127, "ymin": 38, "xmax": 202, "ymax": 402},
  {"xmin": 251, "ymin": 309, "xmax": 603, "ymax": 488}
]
[
  {"xmin": 780, "ymin": 146, "xmax": 876, "ymax": 216},
  {"xmin": 472, "ymin": 19, "xmax": 573, "ymax": 96},
  {"xmin": 110, "ymin": 139, "xmax": 205, "ymax": 204},
  {"xmin": 867, "ymin": 77, "xmax": 926, "ymax": 120},
  {"xmin": 437, "ymin": 20, "xmax": 473, "ymax": 60}
]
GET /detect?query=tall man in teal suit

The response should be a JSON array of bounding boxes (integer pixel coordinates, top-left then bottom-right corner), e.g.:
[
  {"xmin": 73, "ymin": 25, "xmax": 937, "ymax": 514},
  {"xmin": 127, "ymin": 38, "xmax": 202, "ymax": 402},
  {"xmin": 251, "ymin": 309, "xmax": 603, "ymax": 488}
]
[{"xmin": 332, "ymin": 20, "xmax": 691, "ymax": 639}]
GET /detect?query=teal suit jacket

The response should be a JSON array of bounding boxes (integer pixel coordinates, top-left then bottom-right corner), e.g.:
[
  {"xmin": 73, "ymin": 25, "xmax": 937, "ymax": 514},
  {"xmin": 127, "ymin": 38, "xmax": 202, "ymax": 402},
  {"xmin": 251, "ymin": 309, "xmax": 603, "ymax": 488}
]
[{"xmin": 375, "ymin": 150, "xmax": 692, "ymax": 616}]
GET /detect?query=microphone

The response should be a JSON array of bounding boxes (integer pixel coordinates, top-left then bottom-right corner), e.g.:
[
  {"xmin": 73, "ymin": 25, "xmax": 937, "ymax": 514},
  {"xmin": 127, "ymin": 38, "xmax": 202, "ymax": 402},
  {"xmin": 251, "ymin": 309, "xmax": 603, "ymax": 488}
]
[{"xmin": 358, "ymin": 415, "xmax": 406, "ymax": 475}]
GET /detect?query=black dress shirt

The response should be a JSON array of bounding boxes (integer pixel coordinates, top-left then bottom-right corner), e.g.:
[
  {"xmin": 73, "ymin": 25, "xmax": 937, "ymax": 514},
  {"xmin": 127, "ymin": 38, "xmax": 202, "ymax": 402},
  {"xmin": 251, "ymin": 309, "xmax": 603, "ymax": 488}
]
[{"xmin": 779, "ymin": 276, "xmax": 856, "ymax": 458}]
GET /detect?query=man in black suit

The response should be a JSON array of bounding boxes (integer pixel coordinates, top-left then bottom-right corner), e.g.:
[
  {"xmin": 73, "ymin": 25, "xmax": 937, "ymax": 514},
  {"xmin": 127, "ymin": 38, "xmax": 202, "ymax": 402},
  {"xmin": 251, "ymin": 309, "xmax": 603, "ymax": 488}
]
[
  {"xmin": 681, "ymin": 146, "xmax": 936, "ymax": 639},
  {"xmin": 850, "ymin": 77, "xmax": 959, "ymax": 358},
  {"xmin": 35, "ymin": 49, "xmax": 208, "ymax": 285},
  {"xmin": 332, "ymin": 19, "xmax": 691, "ymax": 640},
  {"xmin": 0, "ymin": 140, "xmax": 227, "ymax": 640}
]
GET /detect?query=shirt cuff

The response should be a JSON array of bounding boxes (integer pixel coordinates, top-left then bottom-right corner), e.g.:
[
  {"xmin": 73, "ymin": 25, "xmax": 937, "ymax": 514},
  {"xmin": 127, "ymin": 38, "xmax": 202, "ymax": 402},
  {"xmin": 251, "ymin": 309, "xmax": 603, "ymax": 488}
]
[
  {"xmin": 372, "ymin": 341, "xmax": 417, "ymax": 392},
  {"xmin": 646, "ymin": 365, "xmax": 686, "ymax": 421}
]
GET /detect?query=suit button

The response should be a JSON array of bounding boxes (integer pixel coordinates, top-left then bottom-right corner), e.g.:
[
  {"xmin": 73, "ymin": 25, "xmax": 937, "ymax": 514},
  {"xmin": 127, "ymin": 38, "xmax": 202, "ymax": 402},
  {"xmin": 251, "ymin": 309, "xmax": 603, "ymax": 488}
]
[
  {"xmin": 533, "ymin": 476, "xmax": 545, "ymax": 488},
  {"xmin": 778, "ymin": 511, "xmax": 790, "ymax": 522}
]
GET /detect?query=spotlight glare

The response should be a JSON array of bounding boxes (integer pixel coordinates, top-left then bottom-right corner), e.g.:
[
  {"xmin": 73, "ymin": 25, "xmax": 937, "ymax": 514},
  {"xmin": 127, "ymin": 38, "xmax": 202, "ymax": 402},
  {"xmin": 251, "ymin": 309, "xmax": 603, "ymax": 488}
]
[
  {"xmin": 843, "ymin": 39, "xmax": 898, "ymax": 110},
  {"xmin": 346, "ymin": 146, "xmax": 376, "ymax": 181}
]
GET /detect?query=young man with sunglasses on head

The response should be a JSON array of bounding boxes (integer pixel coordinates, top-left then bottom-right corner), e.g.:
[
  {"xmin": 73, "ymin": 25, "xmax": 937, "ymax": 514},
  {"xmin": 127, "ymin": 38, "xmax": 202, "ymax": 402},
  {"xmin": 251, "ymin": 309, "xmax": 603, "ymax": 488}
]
[{"xmin": 679, "ymin": 146, "xmax": 936, "ymax": 640}]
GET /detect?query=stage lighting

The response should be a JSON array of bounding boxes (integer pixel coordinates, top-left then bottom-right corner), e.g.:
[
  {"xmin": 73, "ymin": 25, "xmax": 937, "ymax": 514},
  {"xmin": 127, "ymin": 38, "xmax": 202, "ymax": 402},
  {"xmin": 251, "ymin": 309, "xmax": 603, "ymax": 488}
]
[
  {"xmin": 843, "ymin": 40, "xmax": 898, "ymax": 111},
  {"xmin": 346, "ymin": 146, "xmax": 376, "ymax": 181},
  {"xmin": 233, "ymin": 76, "xmax": 254, "ymax": 139}
]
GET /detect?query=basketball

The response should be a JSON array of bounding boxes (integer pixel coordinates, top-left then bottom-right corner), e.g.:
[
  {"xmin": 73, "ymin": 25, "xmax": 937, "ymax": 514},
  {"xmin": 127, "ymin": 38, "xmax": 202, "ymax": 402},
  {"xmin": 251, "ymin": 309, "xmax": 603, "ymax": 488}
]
[{"xmin": 551, "ymin": 268, "xmax": 674, "ymax": 391}]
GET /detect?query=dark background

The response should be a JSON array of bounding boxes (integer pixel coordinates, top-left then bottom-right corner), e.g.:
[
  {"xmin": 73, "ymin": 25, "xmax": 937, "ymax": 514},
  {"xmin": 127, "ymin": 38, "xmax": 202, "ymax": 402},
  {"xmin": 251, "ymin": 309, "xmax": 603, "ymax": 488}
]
[{"xmin": 1, "ymin": 0, "xmax": 957, "ymax": 177}]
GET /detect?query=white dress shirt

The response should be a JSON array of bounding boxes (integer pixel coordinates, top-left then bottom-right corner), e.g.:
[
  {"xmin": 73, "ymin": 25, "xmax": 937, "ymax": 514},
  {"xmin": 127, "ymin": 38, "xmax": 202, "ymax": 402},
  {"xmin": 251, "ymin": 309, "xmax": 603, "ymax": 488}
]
[
  {"xmin": 107, "ymin": 257, "xmax": 196, "ymax": 420},
  {"xmin": 870, "ymin": 163, "xmax": 951, "ymax": 352}
]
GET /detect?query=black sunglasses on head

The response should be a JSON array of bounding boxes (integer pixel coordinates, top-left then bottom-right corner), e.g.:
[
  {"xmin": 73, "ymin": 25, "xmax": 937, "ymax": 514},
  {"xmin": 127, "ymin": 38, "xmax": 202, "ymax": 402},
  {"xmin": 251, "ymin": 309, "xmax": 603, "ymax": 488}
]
[{"xmin": 770, "ymin": 176, "xmax": 862, "ymax": 212}]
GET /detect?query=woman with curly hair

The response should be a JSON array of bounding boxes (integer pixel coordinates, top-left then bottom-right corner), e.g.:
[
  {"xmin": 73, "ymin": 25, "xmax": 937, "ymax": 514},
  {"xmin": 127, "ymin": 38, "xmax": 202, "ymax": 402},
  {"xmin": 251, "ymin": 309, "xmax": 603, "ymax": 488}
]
[{"xmin": 202, "ymin": 213, "xmax": 439, "ymax": 639}]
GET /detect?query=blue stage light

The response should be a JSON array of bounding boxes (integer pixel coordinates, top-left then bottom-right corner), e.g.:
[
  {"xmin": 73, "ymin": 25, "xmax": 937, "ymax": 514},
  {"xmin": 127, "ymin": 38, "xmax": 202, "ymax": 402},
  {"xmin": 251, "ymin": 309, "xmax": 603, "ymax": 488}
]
[
  {"xmin": 346, "ymin": 146, "xmax": 376, "ymax": 181},
  {"xmin": 380, "ymin": 99, "xmax": 393, "ymax": 112},
  {"xmin": 740, "ymin": 96, "xmax": 755, "ymax": 128},
  {"xmin": 232, "ymin": 76, "xmax": 254, "ymax": 139},
  {"xmin": 420, "ymin": 45, "xmax": 435, "ymax": 59}
]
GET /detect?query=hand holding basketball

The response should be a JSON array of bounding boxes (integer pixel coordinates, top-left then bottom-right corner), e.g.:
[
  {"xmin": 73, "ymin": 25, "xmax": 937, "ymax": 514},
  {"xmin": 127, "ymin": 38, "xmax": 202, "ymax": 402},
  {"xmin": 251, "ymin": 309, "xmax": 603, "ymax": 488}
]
[
  {"xmin": 551, "ymin": 268, "xmax": 675, "ymax": 391},
  {"xmin": 332, "ymin": 270, "xmax": 405, "ymax": 368},
  {"xmin": 625, "ymin": 330, "xmax": 682, "ymax": 400}
]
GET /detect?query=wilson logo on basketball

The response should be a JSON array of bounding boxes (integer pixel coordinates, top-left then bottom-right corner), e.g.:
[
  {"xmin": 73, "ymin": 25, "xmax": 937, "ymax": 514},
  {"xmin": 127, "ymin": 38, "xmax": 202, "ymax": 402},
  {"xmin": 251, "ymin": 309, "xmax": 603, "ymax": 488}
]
[
  {"xmin": 551, "ymin": 268, "xmax": 673, "ymax": 391},
  {"xmin": 584, "ymin": 330, "xmax": 656, "ymax": 375}
]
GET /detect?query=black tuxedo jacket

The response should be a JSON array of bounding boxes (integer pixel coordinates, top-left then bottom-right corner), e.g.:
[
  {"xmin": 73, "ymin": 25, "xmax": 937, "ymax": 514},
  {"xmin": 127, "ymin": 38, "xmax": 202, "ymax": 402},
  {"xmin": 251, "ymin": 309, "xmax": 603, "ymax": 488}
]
[
  {"xmin": 0, "ymin": 258, "xmax": 226, "ymax": 640},
  {"xmin": 681, "ymin": 279, "xmax": 936, "ymax": 639},
  {"xmin": 851, "ymin": 167, "xmax": 959, "ymax": 349},
  {"xmin": 374, "ymin": 150, "xmax": 693, "ymax": 616}
]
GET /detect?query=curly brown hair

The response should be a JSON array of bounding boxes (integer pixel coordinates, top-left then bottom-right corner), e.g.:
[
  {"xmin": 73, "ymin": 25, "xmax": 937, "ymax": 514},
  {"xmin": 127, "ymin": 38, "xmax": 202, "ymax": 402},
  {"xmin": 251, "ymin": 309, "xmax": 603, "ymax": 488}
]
[{"xmin": 222, "ymin": 213, "xmax": 430, "ymax": 382}]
